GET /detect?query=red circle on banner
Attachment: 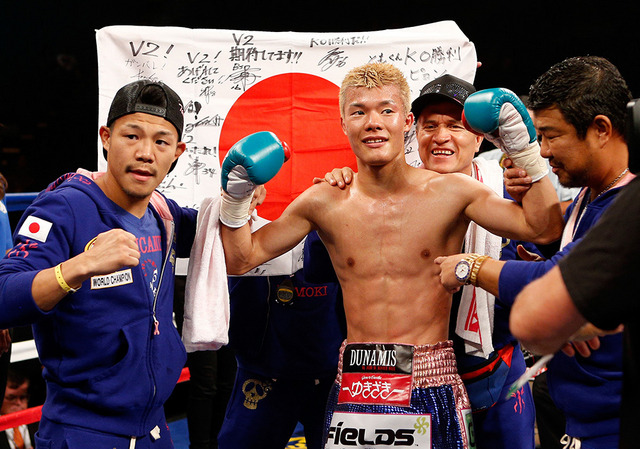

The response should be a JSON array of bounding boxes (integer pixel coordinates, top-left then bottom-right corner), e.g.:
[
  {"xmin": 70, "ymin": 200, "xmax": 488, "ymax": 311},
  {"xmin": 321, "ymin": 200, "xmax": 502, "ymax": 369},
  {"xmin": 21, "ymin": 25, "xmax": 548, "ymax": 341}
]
[
  {"xmin": 29, "ymin": 222, "xmax": 40, "ymax": 234},
  {"xmin": 219, "ymin": 73, "xmax": 355, "ymax": 221}
]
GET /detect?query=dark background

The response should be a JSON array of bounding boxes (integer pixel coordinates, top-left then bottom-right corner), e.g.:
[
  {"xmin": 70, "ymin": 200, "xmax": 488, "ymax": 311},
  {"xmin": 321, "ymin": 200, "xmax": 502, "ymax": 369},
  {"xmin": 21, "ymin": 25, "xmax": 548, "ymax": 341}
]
[{"xmin": 2, "ymin": 0, "xmax": 639, "ymax": 196}]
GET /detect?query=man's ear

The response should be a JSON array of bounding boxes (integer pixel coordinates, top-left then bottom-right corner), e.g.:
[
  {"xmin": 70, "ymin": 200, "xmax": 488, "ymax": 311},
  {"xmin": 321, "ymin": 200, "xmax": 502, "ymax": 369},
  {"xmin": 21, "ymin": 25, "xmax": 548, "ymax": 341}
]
[
  {"xmin": 592, "ymin": 114, "xmax": 613, "ymax": 143},
  {"xmin": 99, "ymin": 126, "xmax": 112, "ymax": 151},
  {"xmin": 475, "ymin": 134, "xmax": 484, "ymax": 153},
  {"xmin": 174, "ymin": 142, "xmax": 187, "ymax": 161},
  {"xmin": 404, "ymin": 112, "xmax": 415, "ymax": 133}
]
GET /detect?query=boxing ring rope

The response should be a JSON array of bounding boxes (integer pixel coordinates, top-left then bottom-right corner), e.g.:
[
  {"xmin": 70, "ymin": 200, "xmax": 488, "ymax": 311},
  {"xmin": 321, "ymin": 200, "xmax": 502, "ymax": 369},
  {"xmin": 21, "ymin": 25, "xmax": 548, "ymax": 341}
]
[
  {"xmin": 0, "ymin": 407, "xmax": 42, "ymax": 432},
  {"xmin": 2, "ymin": 192, "xmax": 192, "ymax": 432}
]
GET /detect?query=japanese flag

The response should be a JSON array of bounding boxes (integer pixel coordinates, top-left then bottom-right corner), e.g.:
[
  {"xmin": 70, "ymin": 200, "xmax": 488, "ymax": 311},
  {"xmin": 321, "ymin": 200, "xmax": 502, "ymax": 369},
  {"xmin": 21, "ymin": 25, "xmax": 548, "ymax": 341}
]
[{"xmin": 18, "ymin": 216, "xmax": 53, "ymax": 243}]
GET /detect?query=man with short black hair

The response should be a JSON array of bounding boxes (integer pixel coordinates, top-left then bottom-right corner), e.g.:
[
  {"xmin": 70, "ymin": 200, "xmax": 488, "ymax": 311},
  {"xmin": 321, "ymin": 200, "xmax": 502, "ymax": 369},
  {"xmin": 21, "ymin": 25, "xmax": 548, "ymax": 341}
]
[
  {"xmin": 0, "ymin": 80, "xmax": 198, "ymax": 448},
  {"xmin": 436, "ymin": 55, "xmax": 633, "ymax": 449}
]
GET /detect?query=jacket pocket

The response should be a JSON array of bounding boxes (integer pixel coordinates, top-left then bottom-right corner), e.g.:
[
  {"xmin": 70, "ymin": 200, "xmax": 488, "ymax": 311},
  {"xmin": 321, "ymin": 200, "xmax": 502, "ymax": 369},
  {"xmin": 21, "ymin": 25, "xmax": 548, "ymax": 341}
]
[{"xmin": 83, "ymin": 316, "xmax": 153, "ymax": 412}]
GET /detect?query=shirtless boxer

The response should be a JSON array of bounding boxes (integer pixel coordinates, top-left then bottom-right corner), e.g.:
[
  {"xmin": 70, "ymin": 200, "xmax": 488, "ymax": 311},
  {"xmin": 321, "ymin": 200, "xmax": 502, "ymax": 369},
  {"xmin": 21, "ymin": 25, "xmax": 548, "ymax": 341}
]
[
  {"xmin": 322, "ymin": 75, "xmax": 542, "ymax": 449},
  {"xmin": 219, "ymin": 62, "xmax": 563, "ymax": 449}
]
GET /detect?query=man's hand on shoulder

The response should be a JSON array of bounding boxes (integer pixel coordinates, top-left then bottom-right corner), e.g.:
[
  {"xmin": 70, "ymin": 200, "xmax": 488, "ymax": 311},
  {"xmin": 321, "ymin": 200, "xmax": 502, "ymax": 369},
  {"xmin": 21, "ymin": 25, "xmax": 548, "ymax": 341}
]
[{"xmin": 313, "ymin": 166, "xmax": 355, "ymax": 189}]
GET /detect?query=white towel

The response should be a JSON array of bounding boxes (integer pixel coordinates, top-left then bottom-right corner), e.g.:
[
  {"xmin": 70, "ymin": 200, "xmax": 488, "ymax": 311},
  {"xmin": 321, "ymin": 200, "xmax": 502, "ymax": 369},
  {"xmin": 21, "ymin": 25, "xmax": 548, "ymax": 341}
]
[
  {"xmin": 455, "ymin": 157, "xmax": 504, "ymax": 358},
  {"xmin": 181, "ymin": 199, "xmax": 305, "ymax": 352},
  {"xmin": 182, "ymin": 196, "xmax": 230, "ymax": 352}
]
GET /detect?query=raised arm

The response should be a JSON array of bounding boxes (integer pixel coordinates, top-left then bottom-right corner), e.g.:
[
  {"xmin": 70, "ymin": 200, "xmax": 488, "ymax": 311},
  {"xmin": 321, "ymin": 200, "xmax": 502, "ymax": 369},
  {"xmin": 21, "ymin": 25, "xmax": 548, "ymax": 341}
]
[
  {"xmin": 462, "ymin": 170, "xmax": 562, "ymax": 244},
  {"xmin": 221, "ymin": 199, "xmax": 315, "ymax": 275},
  {"xmin": 462, "ymin": 88, "xmax": 563, "ymax": 243},
  {"xmin": 218, "ymin": 131, "xmax": 314, "ymax": 274}
]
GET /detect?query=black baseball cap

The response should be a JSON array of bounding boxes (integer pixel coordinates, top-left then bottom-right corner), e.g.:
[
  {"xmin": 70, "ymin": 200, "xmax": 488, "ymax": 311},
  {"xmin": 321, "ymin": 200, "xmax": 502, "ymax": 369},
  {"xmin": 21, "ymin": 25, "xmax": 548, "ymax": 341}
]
[
  {"xmin": 411, "ymin": 74, "xmax": 476, "ymax": 118},
  {"xmin": 106, "ymin": 80, "xmax": 184, "ymax": 140},
  {"xmin": 104, "ymin": 80, "xmax": 185, "ymax": 172}
]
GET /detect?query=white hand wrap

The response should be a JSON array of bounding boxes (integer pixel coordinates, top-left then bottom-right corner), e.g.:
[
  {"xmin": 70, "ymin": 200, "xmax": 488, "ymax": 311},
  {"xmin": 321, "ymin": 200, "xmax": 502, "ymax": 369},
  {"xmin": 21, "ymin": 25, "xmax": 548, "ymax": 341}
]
[
  {"xmin": 507, "ymin": 141, "xmax": 549, "ymax": 182},
  {"xmin": 225, "ymin": 166, "xmax": 256, "ymax": 198},
  {"xmin": 485, "ymin": 103, "xmax": 548, "ymax": 182},
  {"xmin": 219, "ymin": 190, "xmax": 253, "ymax": 228}
]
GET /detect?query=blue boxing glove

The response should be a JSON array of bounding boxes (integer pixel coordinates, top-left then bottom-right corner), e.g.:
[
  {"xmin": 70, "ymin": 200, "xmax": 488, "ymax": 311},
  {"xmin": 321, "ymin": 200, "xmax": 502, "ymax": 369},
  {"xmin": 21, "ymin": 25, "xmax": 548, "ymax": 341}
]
[
  {"xmin": 463, "ymin": 88, "xmax": 548, "ymax": 182},
  {"xmin": 220, "ymin": 131, "xmax": 289, "ymax": 227}
]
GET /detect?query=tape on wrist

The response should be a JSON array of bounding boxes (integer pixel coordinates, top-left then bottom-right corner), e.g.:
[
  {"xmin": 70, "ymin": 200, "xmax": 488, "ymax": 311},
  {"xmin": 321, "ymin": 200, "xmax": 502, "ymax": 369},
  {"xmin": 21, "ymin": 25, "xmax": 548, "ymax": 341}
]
[
  {"xmin": 220, "ymin": 190, "xmax": 253, "ymax": 228},
  {"xmin": 54, "ymin": 263, "xmax": 80, "ymax": 293},
  {"xmin": 508, "ymin": 141, "xmax": 549, "ymax": 182}
]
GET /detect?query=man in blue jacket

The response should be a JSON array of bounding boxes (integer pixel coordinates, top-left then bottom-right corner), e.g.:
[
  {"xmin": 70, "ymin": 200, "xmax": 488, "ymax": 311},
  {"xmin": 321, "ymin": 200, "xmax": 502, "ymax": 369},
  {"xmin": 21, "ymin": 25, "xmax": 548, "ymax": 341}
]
[
  {"xmin": 0, "ymin": 80, "xmax": 197, "ymax": 448},
  {"xmin": 436, "ymin": 56, "xmax": 633, "ymax": 449}
]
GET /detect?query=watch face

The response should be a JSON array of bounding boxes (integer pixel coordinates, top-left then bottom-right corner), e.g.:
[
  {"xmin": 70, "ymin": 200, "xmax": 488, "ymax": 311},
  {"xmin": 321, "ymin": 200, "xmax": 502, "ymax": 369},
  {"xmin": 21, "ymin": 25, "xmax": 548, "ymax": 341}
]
[{"xmin": 455, "ymin": 260, "xmax": 471, "ymax": 282}]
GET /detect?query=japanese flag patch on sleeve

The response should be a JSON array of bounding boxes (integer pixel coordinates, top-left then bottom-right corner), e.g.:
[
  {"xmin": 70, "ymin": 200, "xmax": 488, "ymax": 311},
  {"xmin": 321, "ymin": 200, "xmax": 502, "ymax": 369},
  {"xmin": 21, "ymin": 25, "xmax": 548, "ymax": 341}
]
[{"xmin": 18, "ymin": 215, "xmax": 53, "ymax": 242}]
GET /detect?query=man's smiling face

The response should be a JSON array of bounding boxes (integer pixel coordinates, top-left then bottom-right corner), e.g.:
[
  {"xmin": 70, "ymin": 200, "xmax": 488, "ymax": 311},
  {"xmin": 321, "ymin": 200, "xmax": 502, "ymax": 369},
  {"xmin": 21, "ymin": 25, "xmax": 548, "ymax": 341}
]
[{"xmin": 416, "ymin": 100, "xmax": 483, "ymax": 176}]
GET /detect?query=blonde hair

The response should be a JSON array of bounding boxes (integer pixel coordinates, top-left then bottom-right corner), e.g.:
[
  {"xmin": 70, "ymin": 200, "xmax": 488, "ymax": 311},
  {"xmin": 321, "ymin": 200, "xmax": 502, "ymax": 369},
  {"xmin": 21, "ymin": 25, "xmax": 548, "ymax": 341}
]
[{"xmin": 339, "ymin": 62, "xmax": 411, "ymax": 117}]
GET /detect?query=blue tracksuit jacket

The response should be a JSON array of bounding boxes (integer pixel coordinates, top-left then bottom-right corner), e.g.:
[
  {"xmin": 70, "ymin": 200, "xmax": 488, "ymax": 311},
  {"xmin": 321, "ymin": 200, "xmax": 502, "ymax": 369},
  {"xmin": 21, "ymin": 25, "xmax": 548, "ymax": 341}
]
[
  {"xmin": 498, "ymin": 185, "xmax": 625, "ymax": 443},
  {"xmin": 0, "ymin": 171, "xmax": 197, "ymax": 437}
]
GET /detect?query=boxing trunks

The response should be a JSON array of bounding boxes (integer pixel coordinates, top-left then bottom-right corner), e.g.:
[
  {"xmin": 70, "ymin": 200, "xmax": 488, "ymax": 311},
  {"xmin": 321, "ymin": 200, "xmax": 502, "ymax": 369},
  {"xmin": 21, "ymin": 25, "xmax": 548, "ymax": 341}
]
[{"xmin": 323, "ymin": 340, "xmax": 474, "ymax": 449}]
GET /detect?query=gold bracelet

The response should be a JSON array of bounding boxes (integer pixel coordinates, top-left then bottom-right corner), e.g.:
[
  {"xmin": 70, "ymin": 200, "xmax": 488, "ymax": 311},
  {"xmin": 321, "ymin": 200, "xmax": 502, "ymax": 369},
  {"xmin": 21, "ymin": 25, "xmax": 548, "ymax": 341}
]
[
  {"xmin": 460, "ymin": 253, "xmax": 482, "ymax": 285},
  {"xmin": 469, "ymin": 255, "xmax": 489, "ymax": 287},
  {"xmin": 54, "ymin": 263, "xmax": 80, "ymax": 293}
]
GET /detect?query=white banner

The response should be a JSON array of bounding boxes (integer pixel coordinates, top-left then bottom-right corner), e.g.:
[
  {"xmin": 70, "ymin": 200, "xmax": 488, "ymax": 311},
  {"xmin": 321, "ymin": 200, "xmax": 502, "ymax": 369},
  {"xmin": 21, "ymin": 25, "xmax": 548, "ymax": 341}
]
[{"xmin": 96, "ymin": 21, "xmax": 477, "ymax": 211}]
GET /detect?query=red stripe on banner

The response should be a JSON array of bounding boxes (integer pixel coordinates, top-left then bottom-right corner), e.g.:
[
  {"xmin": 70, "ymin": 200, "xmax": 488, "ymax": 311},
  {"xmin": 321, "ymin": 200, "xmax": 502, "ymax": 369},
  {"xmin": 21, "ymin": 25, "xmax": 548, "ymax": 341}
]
[
  {"xmin": 219, "ymin": 72, "xmax": 356, "ymax": 221},
  {"xmin": 0, "ymin": 367, "xmax": 191, "ymax": 431}
]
